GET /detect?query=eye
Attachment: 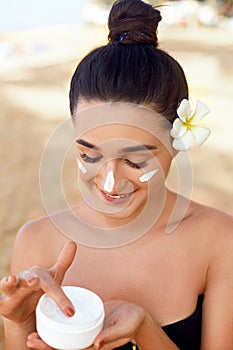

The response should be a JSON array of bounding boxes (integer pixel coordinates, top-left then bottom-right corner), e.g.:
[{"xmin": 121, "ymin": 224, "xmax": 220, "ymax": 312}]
[
  {"xmin": 80, "ymin": 153, "xmax": 102, "ymax": 163},
  {"xmin": 124, "ymin": 159, "xmax": 148, "ymax": 169}
]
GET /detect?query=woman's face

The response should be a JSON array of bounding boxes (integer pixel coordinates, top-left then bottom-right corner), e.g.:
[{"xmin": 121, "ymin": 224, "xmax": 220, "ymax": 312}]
[{"xmin": 74, "ymin": 101, "xmax": 174, "ymax": 222}]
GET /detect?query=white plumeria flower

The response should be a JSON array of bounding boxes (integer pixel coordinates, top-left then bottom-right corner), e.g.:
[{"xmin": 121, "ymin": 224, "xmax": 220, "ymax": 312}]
[{"xmin": 170, "ymin": 99, "xmax": 211, "ymax": 151}]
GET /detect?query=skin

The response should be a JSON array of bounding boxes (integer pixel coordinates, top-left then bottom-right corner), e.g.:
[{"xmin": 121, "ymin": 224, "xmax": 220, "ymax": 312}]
[
  {"xmin": 77, "ymin": 159, "xmax": 88, "ymax": 174},
  {"xmin": 1, "ymin": 100, "xmax": 233, "ymax": 350},
  {"xmin": 139, "ymin": 169, "xmax": 159, "ymax": 183},
  {"xmin": 103, "ymin": 170, "xmax": 115, "ymax": 192}
]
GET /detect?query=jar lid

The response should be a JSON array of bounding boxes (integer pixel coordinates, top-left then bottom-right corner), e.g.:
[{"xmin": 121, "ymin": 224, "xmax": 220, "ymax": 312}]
[{"xmin": 36, "ymin": 286, "xmax": 104, "ymax": 331}]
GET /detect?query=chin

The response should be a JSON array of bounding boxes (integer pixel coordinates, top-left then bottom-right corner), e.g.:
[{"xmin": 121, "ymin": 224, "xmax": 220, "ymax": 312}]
[{"xmin": 100, "ymin": 194, "xmax": 147, "ymax": 223}]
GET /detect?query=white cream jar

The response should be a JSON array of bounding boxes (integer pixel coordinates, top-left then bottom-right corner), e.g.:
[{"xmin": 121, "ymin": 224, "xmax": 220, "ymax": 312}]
[{"xmin": 36, "ymin": 286, "xmax": 105, "ymax": 350}]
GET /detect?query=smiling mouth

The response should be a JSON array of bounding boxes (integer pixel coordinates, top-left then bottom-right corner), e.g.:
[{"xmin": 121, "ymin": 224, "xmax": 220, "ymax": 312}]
[
  {"xmin": 99, "ymin": 189, "xmax": 136, "ymax": 202},
  {"xmin": 105, "ymin": 192, "xmax": 132, "ymax": 199}
]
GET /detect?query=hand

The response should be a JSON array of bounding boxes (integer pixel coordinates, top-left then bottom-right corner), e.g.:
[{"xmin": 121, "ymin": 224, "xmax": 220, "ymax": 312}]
[
  {"xmin": 27, "ymin": 301, "xmax": 146, "ymax": 350},
  {"xmin": 92, "ymin": 300, "xmax": 147, "ymax": 350},
  {"xmin": 0, "ymin": 241, "xmax": 77, "ymax": 325},
  {"xmin": 27, "ymin": 332, "xmax": 56, "ymax": 350},
  {"xmin": 27, "ymin": 332, "xmax": 94, "ymax": 350}
]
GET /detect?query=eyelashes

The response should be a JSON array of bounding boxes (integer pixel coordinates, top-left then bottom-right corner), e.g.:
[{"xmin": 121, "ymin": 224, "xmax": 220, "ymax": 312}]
[
  {"xmin": 123, "ymin": 158, "xmax": 148, "ymax": 169},
  {"xmin": 79, "ymin": 153, "xmax": 148, "ymax": 169},
  {"xmin": 80, "ymin": 153, "xmax": 102, "ymax": 164}
]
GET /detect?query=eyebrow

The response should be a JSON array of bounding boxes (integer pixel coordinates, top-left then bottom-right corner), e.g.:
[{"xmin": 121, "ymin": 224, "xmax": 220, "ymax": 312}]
[
  {"xmin": 122, "ymin": 145, "xmax": 157, "ymax": 152},
  {"xmin": 76, "ymin": 139, "xmax": 99, "ymax": 149},
  {"xmin": 76, "ymin": 139, "xmax": 157, "ymax": 152}
]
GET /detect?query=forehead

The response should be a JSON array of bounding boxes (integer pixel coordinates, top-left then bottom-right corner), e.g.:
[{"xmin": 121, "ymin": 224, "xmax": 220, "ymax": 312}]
[
  {"xmin": 74, "ymin": 101, "xmax": 171, "ymax": 148},
  {"xmin": 77, "ymin": 124, "xmax": 159, "ymax": 147}
]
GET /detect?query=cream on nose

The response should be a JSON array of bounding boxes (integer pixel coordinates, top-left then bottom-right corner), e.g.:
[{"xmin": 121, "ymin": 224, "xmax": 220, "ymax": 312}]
[{"xmin": 103, "ymin": 170, "xmax": 115, "ymax": 193}]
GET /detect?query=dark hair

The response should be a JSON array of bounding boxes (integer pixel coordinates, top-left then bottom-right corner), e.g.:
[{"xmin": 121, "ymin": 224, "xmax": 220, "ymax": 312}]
[{"xmin": 69, "ymin": 0, "xmax": 188, "ymax": 123}]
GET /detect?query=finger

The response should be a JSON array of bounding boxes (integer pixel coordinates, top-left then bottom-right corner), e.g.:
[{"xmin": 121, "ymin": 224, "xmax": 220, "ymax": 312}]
[
  {"xmin": 27, "ymin": 332, "xmax": 56, "ymax": 350},
  {"xmin": 19, "ymin": 265, "xmax": 75, "ymax": 316},
  {"xmin": 94, "ymin": 337, "xmax": 130, "ymax": 350},
  {"xmin": 26, "ymin": 337, "xmax": 55, "ymax": 350},
  {"xmin": 94, "ymin": 326, "xmax": 130, "ymax": 350},
  {"xmin": 30, "ymin": 268, "xmax": 75, "ymax": 317},
  {"xmin": 50, "ymin": 241, "xmax": 77, "ymax": 284},
  {"xmin": 28, "ymin": 332, "xmax": 41, "ymax": 340},
  {"xmin": 18, "ymin": 270, "xmax": 40, "ymax": 289},
  {"xmin": 0, "ymin": 275, "xmax": 19, "ymax": 294}
]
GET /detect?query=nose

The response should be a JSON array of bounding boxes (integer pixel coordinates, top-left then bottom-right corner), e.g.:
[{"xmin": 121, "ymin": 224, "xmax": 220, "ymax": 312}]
[
  {"xmin": 104, "ymin": 170, "xmax": 115, "ymax": 192},
  {"xmin": 97, "ymin": 160, "xmax": 118, "ymax": 194},
  {"xmin": 96, "ymin": 160, "xmax": 134, "ymax": 195}
]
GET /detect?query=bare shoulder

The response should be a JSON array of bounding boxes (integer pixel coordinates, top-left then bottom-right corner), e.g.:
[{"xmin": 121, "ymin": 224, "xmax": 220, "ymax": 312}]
[
  {"xmin": 201, "ymin": 205, "xmax": 233, "ymax": 345},
  {"xmin": 186, "ymin": 202, "xmax": 233, "ymax": 299},
  {"xmin": 189, "ymin": 200, "xmax": 233, "ymax": 249},
  {"xmin": 11, "ymin": 214, "xmax": 69, "ymax": 274},
  {"xmin": 193, "ymin": 202, "xmax": 232, "ymax": 228}
]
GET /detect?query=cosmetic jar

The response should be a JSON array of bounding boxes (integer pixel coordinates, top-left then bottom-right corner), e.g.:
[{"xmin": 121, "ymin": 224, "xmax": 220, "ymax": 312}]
[{"xmin": 36, "ymin": 286, "xmax": 105, "ymax": 350}]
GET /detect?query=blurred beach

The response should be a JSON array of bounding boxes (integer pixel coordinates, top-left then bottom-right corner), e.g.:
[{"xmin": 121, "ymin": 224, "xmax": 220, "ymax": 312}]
[{"xmin": 0, "ymin": 1, "xmax": 233, "ymax": 348}]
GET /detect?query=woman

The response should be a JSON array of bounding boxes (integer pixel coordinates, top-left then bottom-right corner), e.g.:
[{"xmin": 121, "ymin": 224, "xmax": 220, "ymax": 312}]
[{"xmin": 1, "ymin": 1, "xmax": 232, "ymax": 349}]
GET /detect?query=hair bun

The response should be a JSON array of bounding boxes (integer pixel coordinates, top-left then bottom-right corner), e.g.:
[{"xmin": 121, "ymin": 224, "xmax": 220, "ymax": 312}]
[{"xmin": 108, "ymin": 0, "xmax": 161, "ymax": 47}]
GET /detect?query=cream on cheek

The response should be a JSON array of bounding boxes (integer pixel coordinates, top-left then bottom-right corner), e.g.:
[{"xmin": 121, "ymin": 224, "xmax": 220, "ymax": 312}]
[
  {"xmin": 77, "ymin": 159, "xmax": 88, "ymax": 175},
  {"xmin": 104, "ymin": 170, "xmax": 115, "ymax": 193},
  {"xmin": 139, "ymin": 169, "xmax": 159, "ymax": 183},
  {"xmin": 77, "ymin": 156, "xmax": 159, "ymax": 187}
]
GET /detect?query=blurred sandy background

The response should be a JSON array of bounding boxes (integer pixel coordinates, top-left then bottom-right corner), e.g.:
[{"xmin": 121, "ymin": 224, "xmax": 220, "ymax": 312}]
[{"xmin": 0, "ymin": 2, "xmax": 233, "ymax": 348}]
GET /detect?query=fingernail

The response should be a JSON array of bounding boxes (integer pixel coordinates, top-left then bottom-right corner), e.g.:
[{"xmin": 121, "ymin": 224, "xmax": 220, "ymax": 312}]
[
  {"xmin": 27, "ymin": 333, "xmax": 34, "ymax": 340},
  {"xmin": 98, "ymin": 340, "xmax": 106, "ymax": 349},
  {"xmin": 27, "ymin": 274, "xmax": 37, "ymax": 283},
  {"xmin": 65, "ymin": 306, "xmax": 75, "ymax": 317},
  {"xmin": 6, "ymin": 276, "xmax": 14, "ymax": 284}
]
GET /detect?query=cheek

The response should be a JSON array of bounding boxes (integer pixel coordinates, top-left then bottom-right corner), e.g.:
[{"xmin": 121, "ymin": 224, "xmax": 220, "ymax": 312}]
[
  {"xmin": 149, "ymin": 152, "xmax": 172, "ymax": 179},
  {"xmin": 136, "ymin": 164, "xmax": 167, "ymax": 189},
  {"xmin": 138, "ymin": 169, "xmax": 159, "ymax": 183},
  {"xmin": 76, "ymin": 159, "xmax": 99, "ymax": 185},
  {"xmin": 77, "ymin": 159, "xmax": 88, "ymax": 174}
]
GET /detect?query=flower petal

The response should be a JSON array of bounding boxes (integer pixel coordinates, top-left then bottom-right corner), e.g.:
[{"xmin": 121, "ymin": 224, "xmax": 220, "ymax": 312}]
[
  {"xmin": 191, "ymin": 126, "xmax": 211, "ymax": 146},
  {"xmin": 170, "ymin": 118, "xmax": 187, "ymax": 138},
  {"xmin": 177, "ymin": 99, "xmax": 191, "ymax": 122},
  {"xmin": 190, "ymin": 100, "xmax": 210, "ymax": 123},
  {"xmin": 172, "ymin": 130, "xmax": 194, "ymax": 151}
]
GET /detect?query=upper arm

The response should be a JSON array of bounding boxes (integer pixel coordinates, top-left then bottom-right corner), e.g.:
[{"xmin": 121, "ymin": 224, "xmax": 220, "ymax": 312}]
[{"xmin": 201, "ymin": 215, "xmax": 233, "ymax": 350}]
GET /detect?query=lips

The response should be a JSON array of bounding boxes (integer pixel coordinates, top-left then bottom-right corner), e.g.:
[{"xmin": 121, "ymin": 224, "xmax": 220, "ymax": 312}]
[{"xmin": 99, "ymin": 189, "xmax": 135, "ymax": 203}]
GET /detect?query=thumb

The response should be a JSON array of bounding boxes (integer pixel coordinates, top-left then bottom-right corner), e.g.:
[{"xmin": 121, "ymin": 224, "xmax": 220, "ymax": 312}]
[
  {"xmin": 50, "ymin": 241, "xmax": 77, "ymax": 283},
  {"xmin": 93, "ymin": 325, "xmax": 130, "ymax": 350}
]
